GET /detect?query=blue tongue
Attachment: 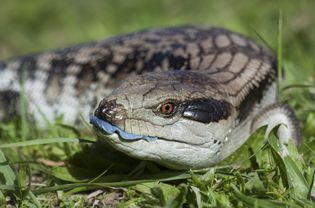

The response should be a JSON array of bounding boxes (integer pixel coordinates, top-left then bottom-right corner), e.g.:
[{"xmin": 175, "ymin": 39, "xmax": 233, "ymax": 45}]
[{"xmin": 90, "ymin": 116, "xmax": 157, "ymax": 142}]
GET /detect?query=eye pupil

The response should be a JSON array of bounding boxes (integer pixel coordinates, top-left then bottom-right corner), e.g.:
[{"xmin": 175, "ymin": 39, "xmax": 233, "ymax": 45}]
[{"xmin": 160, "ymin": 102, "xmax": 175, "ymax": 115}]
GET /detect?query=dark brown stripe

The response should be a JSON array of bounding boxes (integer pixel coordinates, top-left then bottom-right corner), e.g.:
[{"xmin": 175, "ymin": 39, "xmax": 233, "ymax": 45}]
[
  {"xmin": 238, "ymin": 69, "xmax": 276, "ymax": 122},
  {"xmin": 182, "ymin": 98, "xmax": 231, "ymax": 123}
]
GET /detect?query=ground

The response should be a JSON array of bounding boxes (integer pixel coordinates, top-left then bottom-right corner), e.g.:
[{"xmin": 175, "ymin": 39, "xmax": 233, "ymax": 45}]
[{"xmin": 0, "ymin": 0, "xmax": 315, "ymax": 207}]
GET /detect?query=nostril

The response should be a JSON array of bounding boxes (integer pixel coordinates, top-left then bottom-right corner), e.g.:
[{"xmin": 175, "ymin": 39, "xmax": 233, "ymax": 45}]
[
  {"xmin": 94, "ymin": 100, "xmax": 116, "ymax": 121},
  {"xmin": 94, "ymin": 99, "xmax": 126, "ymax": 123},
  {"xmin": 94, "ymin": 107, "xmax": 101, "ymax": 117},
  {"xmin": 94, "ymin": 102, "xmax": 107, "ymax": 118}
]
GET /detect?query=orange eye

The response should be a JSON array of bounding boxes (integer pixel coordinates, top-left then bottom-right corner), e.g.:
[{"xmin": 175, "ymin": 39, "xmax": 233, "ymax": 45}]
[{"xmin": 160, "ymin": 102, "xmax": 175, "ymax": 115}]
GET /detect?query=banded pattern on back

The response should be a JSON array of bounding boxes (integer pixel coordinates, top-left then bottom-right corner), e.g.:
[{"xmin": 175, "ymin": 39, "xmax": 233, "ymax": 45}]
[
  {"xmin": 2, "ymin": 25, "xmax": 299, "ymax": 170},
  {"xmin": 0, "ymin": 25, "xmax": 275, "ymax": 125}
]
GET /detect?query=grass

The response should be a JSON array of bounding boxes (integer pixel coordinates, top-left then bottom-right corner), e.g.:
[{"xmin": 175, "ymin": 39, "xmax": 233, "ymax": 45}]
[{"xmin": 1, "ymin": 0, "xmax": 315, "ymax": 207}]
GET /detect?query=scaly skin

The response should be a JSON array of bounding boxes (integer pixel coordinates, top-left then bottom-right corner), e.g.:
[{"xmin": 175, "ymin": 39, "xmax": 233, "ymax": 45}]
[{"xmin": 0, "ymin": 26, "xmax": 300, "ymax": 169}]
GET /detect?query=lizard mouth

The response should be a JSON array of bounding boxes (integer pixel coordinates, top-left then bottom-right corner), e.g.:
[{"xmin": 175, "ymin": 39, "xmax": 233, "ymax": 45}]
[
  {"xmin": 90, "ymin": 115, "xmax": 158, "ymax": 142},
  {"xmin": 90, "ymin": 115, "xmax": 216, "ymax": 146}
]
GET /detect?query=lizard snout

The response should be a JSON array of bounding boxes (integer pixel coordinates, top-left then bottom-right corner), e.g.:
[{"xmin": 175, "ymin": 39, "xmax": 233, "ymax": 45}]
[{"xmin": 94, "ymin": 99, "xmax": 126, "ymax": 123}]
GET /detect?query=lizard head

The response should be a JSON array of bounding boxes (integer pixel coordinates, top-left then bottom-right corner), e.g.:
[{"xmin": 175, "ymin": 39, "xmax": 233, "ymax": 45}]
[{"xmin": 91, "ymin": 70, "xmax": 237, "ymax": 169}]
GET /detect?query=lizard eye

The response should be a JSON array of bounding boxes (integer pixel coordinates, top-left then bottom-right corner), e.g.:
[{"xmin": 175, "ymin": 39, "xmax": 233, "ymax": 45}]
[{"xmin": 159, "ymin": 102, "xmax": 176, "ymax": 116}]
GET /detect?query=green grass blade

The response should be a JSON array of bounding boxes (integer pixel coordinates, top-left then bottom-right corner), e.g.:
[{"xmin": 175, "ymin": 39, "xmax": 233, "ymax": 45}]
[
  {"xmin": 0, "ymin": 191, "xmax": 5, "ymax": 205},
  {"xmin": 277, "ymin": 9, "xmax": 283, "ymax": 87},
  {"xmin": 250, "ymin": 26, "xmax": 273, "ymax": 51},
  {"xmin": 0, "ymin": 150, "xmax": 16, "ymax": 186},
  {"xmin": 308, "ymin": 170, "xmax": 315, "ymax": 200},
  {"xmin": 0, "ymin": 185, "xmax": 15, "ymax": 190},
  {"xmin": 281, "ymin": 84, "xmax": 315, "ymax": 91},
  {"xmin": 28, "ymin": 190, "xmax": 41, "ymax": 208},
  {"xmin": 268, "ymin": 135, "xmax": 309, "ymax": 199},
  {"xmin": 231, "ymin": 185, "xmax": 297, "ymax": 208},
  {"xmin": 32, "ymin": 172, "xmax": 191, "ymax": 195},
  {"xmin": 191, "ymin": 186, "xmax": 202, "ymax": 208},
  {"xmin": 20, "ymin": 69, "xmax": 29, "ymax": 141},
  {"xmin": 0, "ymin": 138, "xmax": 81, "ymax": 149}
]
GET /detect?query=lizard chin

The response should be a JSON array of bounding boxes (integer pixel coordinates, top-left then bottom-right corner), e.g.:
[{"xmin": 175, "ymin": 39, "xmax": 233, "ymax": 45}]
[{"xmin": 89, "ymin": 115, "xmax": 225, "ymax": 170}]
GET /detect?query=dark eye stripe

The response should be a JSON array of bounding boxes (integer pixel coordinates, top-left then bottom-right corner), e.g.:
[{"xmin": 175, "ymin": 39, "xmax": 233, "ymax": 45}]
[{"xmin": 182, "ymin": 99, "xmax": 231, "ymax": 123}]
